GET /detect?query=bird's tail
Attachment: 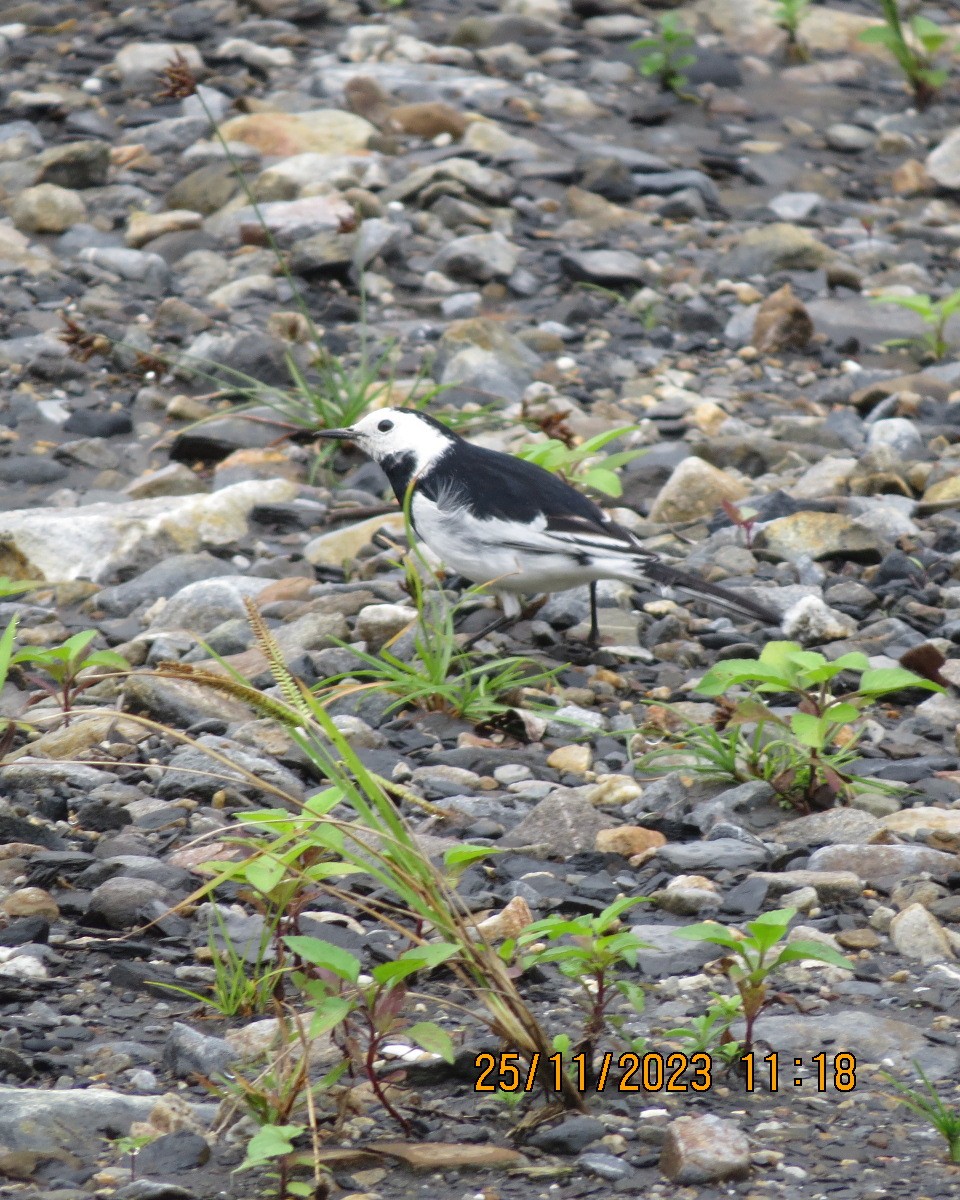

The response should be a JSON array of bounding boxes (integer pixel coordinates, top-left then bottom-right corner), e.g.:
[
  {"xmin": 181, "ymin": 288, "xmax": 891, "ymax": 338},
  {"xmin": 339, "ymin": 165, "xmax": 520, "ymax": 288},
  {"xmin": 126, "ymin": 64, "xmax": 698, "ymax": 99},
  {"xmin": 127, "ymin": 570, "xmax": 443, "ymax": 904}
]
[{"xmin": 638, "ymin": 558, "xmax": 779, "ymax": 625}]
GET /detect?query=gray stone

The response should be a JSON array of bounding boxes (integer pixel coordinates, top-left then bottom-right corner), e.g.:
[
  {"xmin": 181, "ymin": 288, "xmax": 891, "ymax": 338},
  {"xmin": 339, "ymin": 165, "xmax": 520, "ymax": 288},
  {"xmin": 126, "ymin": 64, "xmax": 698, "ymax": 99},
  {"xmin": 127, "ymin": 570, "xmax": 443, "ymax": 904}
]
[
  {"xmin": 11, "ymin": 183, "xmax": 85, "ymax": 233},
  {"xmin": 0, "ymin": 479, "xmax": 296, "ymax": 583},
  {"xmin": 890, "ymin": 902, "xmax": 954, "ymax": 963},
  {"xmin": 926, "ymin": 126, "xmax": 960, "ymax": 189},
  {"xmin": 655, "ymin": 838, "xmax": 770, "ymax": 872},
  {"xmin": 560, "ymin": 249, "xmax": 646, "ymax": 286},
  {"xmin": 629, "ymin": 924, "xmax": 724, "ymax": 977},
  {"xmin": 825, "ymin": 123, "xmax": 875, "ymax": 152},
  {"xmin": 866, "ymin": 418, "xmax": 923, "ymax": 458},
  {"xmin": 35, "ymin": 140, "xmax": 110, "ymax": 188},
  {"xmin": 768, "ymin": 191, "xmax": 822, "ymax": 221},
  {"xmin": 157, "ymin": 735, "xmax": 306, "ymax": 803},
  {"xmin": 87, "ymin": 877, "xmax": 171, "ymax": 929},
  {"xmin": 722, "ymin": 223, "xmax": 833, "ymax": 276},
  {"xmin": 660, "ymin": 1115, "xmax": 750, "ymax": 1184},
  {"xmin": 146, "ymin": 576, "xmax": 279, "ymax": 636},
  {"xmin": 96, "ymin": 553, "xmax": 237, "ymax": 616},
  {"xmin": 499, "ymin": 789, "xmax": 617, "ymax": 855},
  {"xmin": 433, "ymin": 232, "xmax": 519, "ymax": 282},
  {"xmin": 162, "ymin": 1022, "xmax": 234, "ymax": 1079},
  {"xmin": 123, "ymin": 674, "xmax": 253, "ymax": 728},
  {"xmin": 756, "ymin": 1010, "xmax": 958, "ymax": 1079},
  {"xmin": 808, "ymin": 843, "xmax": 958, "ymax": 887},
  {"xmin": 774, "ymin": 808, "xmax": 882, "ymax": 848},
  {"xmin": 114, "ymin": 42, "xmax": 205, "ymax": 85},
  {"xmin": 0, "ymin": 1087, "xmax": 162, "ymax": 1151},
  {"xmin": 440, "ymin": 345, "xmax": 531, "ymax": 403}
]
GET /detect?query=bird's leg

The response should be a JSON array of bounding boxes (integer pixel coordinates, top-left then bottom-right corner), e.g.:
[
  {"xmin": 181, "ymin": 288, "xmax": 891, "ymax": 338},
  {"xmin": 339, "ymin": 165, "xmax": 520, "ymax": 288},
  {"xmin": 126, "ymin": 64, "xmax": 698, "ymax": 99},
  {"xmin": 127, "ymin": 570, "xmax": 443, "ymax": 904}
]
[
  {"xmin": 459, "ymin": 595, "xmax": 546, "ymax": 651},
  {"xmin": 587, "ymin": 582, "xmax": 599, "ymax": 649}
]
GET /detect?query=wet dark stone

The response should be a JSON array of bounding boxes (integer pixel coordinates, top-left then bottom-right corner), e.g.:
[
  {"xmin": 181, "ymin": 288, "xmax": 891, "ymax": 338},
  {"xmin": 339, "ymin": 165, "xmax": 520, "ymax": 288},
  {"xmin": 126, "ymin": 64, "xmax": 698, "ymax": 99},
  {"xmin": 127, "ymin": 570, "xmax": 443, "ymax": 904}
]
[
  {"xmin": 0, "ymin": 457, "xmax": 68, "ymax": 484},
  {"xmin": 135, "ymin": 1131, "xmax": 210, "ymax": 1175},
  {"xmin": 62, "ymin": 409, "xmax": 134, "ymax": 438}
]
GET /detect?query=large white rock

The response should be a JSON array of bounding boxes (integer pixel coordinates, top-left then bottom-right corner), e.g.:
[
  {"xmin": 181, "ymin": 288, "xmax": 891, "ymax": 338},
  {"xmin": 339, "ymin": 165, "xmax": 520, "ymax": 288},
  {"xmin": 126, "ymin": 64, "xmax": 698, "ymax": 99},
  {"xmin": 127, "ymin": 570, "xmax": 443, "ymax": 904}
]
[{"xmin": 0, "ymin": 478, "xmax": 298, "ymax": 583}]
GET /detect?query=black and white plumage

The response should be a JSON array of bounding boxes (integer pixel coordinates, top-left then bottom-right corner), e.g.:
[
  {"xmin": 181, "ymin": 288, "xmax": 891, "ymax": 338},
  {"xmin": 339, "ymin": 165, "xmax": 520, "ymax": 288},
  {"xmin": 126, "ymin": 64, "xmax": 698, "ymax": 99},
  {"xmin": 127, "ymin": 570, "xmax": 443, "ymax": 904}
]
[{"xmin": 317, "ymin": 409, "xmax": 778, "ymax": 639}]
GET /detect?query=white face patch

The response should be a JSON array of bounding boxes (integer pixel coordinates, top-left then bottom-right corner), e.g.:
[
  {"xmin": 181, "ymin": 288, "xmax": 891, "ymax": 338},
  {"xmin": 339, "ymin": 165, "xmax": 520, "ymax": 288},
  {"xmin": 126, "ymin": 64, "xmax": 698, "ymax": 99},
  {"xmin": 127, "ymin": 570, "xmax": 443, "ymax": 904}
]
[{"xmin": 345, "ymin": 410, "xmax": 453, "ymax": 475}]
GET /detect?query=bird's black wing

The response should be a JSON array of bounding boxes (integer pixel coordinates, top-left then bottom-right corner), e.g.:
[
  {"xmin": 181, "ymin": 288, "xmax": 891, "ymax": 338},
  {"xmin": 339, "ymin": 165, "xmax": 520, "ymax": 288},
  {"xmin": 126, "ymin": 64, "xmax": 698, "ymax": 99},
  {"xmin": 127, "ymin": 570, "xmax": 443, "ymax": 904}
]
[{"xmin": 417, "ymin": 440, "xmax": 606, "ymax": 525}]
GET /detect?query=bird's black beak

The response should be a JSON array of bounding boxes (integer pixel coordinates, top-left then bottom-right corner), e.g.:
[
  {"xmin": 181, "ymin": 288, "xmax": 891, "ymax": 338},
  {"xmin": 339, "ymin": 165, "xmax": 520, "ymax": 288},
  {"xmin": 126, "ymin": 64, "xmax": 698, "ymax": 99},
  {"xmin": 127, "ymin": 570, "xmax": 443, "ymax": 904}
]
[{"xmin": 315, "ymin": 428, "xmax": 353, "ymax": 440}]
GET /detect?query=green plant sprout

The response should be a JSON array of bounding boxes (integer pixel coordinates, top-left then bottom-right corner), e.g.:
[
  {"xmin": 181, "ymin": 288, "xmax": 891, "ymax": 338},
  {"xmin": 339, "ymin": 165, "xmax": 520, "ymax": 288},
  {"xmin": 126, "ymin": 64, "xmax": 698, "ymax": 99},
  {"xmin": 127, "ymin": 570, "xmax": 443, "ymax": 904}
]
[
  {"xmin": 639, "ymin": 641, "xmax": 941, "ymax": 810},
  {"xmin": 676, "ymin": 908, "xmax": 851, "ymax": 1056},
  {"xmin": 14, "ymin": 630, "xmax": 128, "ymax": 722},
  {"xmin": 505, "ymin": 896, "xmax": 649, "ymax": 1064},
  {"xmin": 515, "ymin": 426, "xmax": 646, "ymax": 498},
  {"xmin": 860, "ymin": 0, "xmax": 951, "ymax": 110},
  {"xmin": 774, "ymin": 0, "xmax": 810, "ymax": 60},
  {"xmin": 632, "ymin": 14, "xmax": 698, "ymax": 95},
  {"xmin": 662, "ymin": 993, "xmax": 744, "ymax": 1064},
  {"xmin": 883, "ymin": 1062, "xmax": 960, "ymax": 1164},
  {"xmin": 873, "ymin": 287, "xmax": 960, "ymax": 361}
]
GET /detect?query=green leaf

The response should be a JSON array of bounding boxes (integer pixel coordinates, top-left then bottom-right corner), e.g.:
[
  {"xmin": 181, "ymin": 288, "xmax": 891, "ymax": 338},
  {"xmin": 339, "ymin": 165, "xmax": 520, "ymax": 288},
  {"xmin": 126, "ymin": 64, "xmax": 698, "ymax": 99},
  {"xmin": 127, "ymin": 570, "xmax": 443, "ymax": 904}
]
[
  {"xmin": 872, "ymin": 293, "xmax": 934, "ymax": 316},
  {"xmin": 242, "ymin": 855, "xmax": 288, "ymax": 895},
  {"xmin": 858, "ymin": 25, "xmax": 897, "ymax": 45},
  {"xmin": 444, "ymin": 844, "xmax": 499, "ymax": 870},
  {"xmin": 858, "ymin": 667, "xmax": 942, "ymax": 695},
  {"xmin": 240, "ymin": 1124, "xmax": 304, "ymax": 1170},
  {"xmin": 283, "ymin": 935, "xmax": 360, "ymax": 982},
  {"xmin": 406, "ymin": 1021, "xmax": 455, "ymax": 1063},
  {"xmin": 774, "ymin": 941, "xmax": 852, "ymax": 971},
  {"xmin": 674, "ymin": 921, "xmax": 742, "ymax": 949},
  {"xmin": 790, "ymin": 712, "xmax": 828, "ymax": 749},
  {"xmin": 582, "ymin": 467, "xmax": 622, "ymax": 497},
  {"xmin": 309, "ymin": 995, "xmax": 354, "ymax": 1037},
  {"xmin": 822, "ymin": 701, "xmax": 860, "ymax": 724}
]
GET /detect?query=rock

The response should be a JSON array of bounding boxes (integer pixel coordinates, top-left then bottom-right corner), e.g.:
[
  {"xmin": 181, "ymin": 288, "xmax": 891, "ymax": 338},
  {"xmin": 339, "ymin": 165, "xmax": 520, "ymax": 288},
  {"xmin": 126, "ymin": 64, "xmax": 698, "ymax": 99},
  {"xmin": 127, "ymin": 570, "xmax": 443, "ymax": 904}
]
[
  {"xmin": 500, "ymin": 789, "xmax": 617, "ymax": 854},
  {"xmin": 889, "ymin": 903, "xmax": 954, "ymax": 963},
  {"xmin": 162, "ymin": 1023, "xmax": 234, "ymax": 1078},
  {"xmin": 825, "ymin": 123, "xmax": 874, "ymax": 152},
  {"xmin": 926, "ymin": 127, "xmax": 960, "ymax": 190},
  {"xmin": 433, "ymin": 232, "xmax": 519, "ymax": 283},
  {"xmin": 781, "ymin": 595, "xmax": 856, "ymax": 643},
  {"xmin": 34, "ymin": 140, "xmax": 110, "ymax": 188},
  {"xmin": 546, "ymin": 744, "xmax": 592, "ymax": 774},
  {"xmin": 594, "ymin": 826, "xmax": 666, "ymax": 857},
  {"xmin": 560, "ymin": 249, "xmax": 646, "ymax": 286},
  {"xmin": 0, "ymin": 888, "xmax": 58, "ymax": 919},
  {"xmin": 881, "ymin": 807, "xmax": 960, "ymax": 842},
  {"xmin": 808, "ymin": 844, "xmax": 958, "ymax": 888},
  {"xmin": 0, "ymin": 1088, "xmax": 163, "ymax": 1152},
  {"xmin": 767, "ymin": 191, "xmax": 822, "ymax": 221},
  {"xmin": 304, "ymin": 513, "xmax": 406, "ymax": 568},
  {"xmin": 757, "ymin": 1010, "xmax": 957, "ymax": 1079},
  {"xmin": 653, "ymin": 874, "xmax": 721, "ymax": 915},
  {"xmin": 217, "ymin": 111, "xmax": 376, "ymax": 156},
  {"xmin": 126, "ymin": 210, "xmax": 202, "ymax": 248},
  {"xmin": 11, "ymin": 182, "xmax": 85, "ymax": 232},
  {"xmin": 749, "ymin": 869, "xmax": 863, "ymax": 901},
  {"xmin": 87, "ymin": 877, "xmax": 171, "ymax": 929},
  {"xmin": 113, "ymin": 42, "xmax": 204, "ymax": 85},
  {"xmin": 892, "ymin": 158, "xmax": 935, "ymax": 197},
  {"xmin": 0, "ymin": 479, "xmax": 297, "ymax": 583},
  {"xmin": 723, "ymin": 223, "xmax": 832, "ymax": 276},
  {"xmin": 755, "ymin": 512, "xmax": 883, "ymax": 562},
  {"xmin": 123, "ymin": 674, "xmax": 253, "ymax": 727},
  {"xmin": 134, "ymin": 1131, "xmax": 210, "ymax": 1174},
  {"xmin": 356, "ymin": 603, "xmax": 416, "ymax": 648},
  {"xmin": 660, "ymin": 1115, "xmax": 750, "ymax": 1184},
  {"xmin": 648, "ymin": 457, "xmax": 748, "ymax": 523},
  {"xmin": 529, "ymin": 1116, "xmax": 606, "ymax": 1154},
  {"xmin": 751, "ymin": 284, "xmax": 814, "ymax": 353},
  {"xmin": 774, "ymin": 808, "xmax": 881, "ymax": 848}
]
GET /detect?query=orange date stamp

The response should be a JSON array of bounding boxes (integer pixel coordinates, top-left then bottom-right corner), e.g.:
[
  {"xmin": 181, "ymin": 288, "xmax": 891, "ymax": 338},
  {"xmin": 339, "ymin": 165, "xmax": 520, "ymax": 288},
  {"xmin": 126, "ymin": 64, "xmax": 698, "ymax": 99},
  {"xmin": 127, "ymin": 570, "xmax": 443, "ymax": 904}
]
[{"xmin": 474, "ymin": 1051, "xmax": 857, "ymax": 1094}]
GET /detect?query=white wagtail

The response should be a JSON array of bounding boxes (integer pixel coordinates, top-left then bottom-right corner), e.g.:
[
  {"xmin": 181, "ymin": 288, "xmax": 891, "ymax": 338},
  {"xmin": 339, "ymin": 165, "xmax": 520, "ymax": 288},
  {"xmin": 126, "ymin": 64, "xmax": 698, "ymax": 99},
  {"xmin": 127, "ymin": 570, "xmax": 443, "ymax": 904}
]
[{"xmin": 317, "ymin": 409, "xmax": 778, "ymax": 643}]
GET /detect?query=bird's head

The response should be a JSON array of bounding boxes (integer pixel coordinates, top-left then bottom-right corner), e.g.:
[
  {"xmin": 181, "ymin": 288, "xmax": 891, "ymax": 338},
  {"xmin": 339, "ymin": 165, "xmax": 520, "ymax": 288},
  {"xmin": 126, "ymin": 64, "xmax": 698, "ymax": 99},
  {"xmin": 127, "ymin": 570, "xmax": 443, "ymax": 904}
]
[{"xmin": 316, "ymin": 408, "xmax": 456, "ymax": 472}]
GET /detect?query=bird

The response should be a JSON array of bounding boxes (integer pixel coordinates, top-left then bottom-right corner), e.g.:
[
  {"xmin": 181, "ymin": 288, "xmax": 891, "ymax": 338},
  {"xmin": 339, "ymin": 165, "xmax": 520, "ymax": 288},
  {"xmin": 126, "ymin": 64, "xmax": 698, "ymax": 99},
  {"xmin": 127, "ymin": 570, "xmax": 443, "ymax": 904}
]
[{"xmin": 316, "ymin": 409, "xmax": 779, "ymax": 644}]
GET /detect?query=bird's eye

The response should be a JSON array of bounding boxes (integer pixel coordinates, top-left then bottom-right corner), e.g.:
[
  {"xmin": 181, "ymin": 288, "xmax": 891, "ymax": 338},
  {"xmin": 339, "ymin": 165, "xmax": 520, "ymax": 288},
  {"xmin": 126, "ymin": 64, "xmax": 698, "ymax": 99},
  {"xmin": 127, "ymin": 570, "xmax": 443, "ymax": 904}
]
[{"xmin": 377, "ymin": 419, "xmax": 394, "ymax": 432}]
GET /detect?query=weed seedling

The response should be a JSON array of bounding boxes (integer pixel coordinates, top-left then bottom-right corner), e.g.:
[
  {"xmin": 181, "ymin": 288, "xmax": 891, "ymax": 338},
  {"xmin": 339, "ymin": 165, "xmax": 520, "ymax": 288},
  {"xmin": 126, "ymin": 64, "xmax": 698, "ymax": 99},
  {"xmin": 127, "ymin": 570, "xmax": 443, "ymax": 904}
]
[
  {"xmin": 883, "ymin": 1062, "xmax": 960, "ymax": 1163},
  {"xmin": 662, "ymin": 993, "xmax": 744, "ymax": 1063},
  {"xmin": 859, "ymin": 0, "xmax": 951, "ymax": 110},
  {"xmin": 639, "ymin": 640, "xmax": 942, "ymax": 810},
  {"xmin": 676, "ymin": 908, "xmax": 851, "ymax": 1055},
  {"xmin": 632, "ymin": 14, "xmax": 698, "ymax": 95},
  {"xmin": 14, "ymin": 630, "xmax": 128, "ymax": 722},
  {"xmin": 505, "ymin": 897, "xmax": 649, "ymax": 1065},
  {"xmin": 773, "ymin": 0, "xmax": 810, "ymax": 60},
  {"xmin": 873, "ymin": 288, "xmax": 960, "ymax": 362},
  {"xmin": 515, "ymin": 426, "xmax": 646, "ymax": 499}
]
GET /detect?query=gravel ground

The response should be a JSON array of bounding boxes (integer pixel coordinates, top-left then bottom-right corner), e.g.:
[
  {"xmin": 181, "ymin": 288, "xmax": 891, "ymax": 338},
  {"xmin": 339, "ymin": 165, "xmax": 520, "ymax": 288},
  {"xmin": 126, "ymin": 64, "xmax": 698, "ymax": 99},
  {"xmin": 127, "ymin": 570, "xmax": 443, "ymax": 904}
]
[{"xmin": 1, "ymin": 0, "xmax": 960, "ymax": 1198}]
